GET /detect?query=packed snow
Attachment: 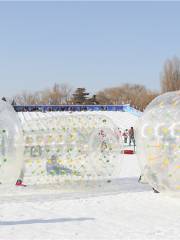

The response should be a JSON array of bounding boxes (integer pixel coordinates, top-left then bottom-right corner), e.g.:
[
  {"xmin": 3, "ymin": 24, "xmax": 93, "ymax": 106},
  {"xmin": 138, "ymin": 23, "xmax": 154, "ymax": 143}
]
[{"xmin": 0, "ymin": 154, "xmax": 180, "ymax": 240}]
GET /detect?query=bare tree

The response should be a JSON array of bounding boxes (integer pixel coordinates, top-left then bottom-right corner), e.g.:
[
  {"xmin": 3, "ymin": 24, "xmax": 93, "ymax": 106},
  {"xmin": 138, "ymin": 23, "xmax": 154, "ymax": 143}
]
[
  {"xmin": 45, "ymin": 83, "xmax": 73, "ymax": 104},
  {"xmin": 161, "ymin": 56, "xmax": 180, "ymax": 93},
  {"xmin": 48, "ymin": 83, "xmax": 63, "ymax": 105},
  {"xmin": 14, "ymin": 91, "xmax": 40, "ymax": 105},
  {"xmin": 13, "ymin": 82, "xmax": 158, "ymax": 111},
  {"xmin": 14, "ymin": 83, "xmax": 73, "ymax": 105},
  {"xmin": 59, "ymin": 83, "xmax": 73, "ymax": 104},
  {"xmin": 96, "ymin": 84, "xmax": 158, "ymax": 111}
]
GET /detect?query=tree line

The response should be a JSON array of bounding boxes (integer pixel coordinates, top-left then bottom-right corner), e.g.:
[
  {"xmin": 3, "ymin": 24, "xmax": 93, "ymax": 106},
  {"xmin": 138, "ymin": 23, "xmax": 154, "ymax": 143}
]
[{"xmin": 12, "ymin": 56, "xmax": 180, "ymax": 111}]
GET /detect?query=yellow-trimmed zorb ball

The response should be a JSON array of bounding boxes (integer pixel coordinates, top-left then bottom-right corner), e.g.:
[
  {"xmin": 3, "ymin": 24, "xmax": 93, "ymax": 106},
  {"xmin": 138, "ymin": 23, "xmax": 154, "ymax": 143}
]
[
  {"xmin": 136, "ymin": 91, "xmax": 180, "ymax": 192},
  {"xmin": 0, "ymin": 100, "xmax": 24, "ymax": 185},
  {"xmin": 23, "ymin": 114, "xmax": 123, "ymax": 185}
]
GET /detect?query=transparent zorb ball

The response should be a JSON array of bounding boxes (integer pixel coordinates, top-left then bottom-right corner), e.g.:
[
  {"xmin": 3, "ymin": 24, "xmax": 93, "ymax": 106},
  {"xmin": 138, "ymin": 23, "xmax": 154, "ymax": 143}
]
[
  {"xmin": 87, "ymin": 118, "xmax": 122, "ymax": 179},
  {"xmin": 23, "ymin": 113, "xmax": 123, "ymax": 184},
  {"xmin": 136, "ymin": 91, "xmax": 180, "ymax": 192},
  {"xmin": 0, "ymin": 100, "xmax": 24, "ymax": 184}
]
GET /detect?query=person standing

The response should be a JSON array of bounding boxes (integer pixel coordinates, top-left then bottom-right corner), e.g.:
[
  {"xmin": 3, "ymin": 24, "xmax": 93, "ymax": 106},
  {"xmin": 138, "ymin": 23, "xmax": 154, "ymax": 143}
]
[
  {"xmin": 129, "ymin": 127, "xmax": 135, "ymax": 147},
  {"xmin": 123, "ymin": 129, "xmax": 128, "ymax": 144}
]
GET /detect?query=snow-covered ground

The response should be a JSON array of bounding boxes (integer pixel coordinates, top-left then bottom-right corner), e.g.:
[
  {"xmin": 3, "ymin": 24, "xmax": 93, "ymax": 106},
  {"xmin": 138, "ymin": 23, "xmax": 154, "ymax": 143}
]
[{"xmin": 1, "ymin": 154, "xmax": 180, "ymax": 240}]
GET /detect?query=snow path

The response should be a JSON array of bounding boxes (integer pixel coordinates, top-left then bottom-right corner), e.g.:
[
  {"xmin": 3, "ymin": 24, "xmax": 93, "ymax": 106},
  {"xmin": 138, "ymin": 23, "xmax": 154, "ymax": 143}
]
[{"xmin": 0, "ymin": 156, "xmax": 180, "ymax": 240}]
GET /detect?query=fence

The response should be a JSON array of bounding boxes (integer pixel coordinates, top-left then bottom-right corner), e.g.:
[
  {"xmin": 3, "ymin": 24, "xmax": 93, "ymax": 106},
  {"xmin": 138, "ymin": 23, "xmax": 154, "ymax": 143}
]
[{"xmin": 14, "ymin": 104, "xmax": 142, "ymax": 116}]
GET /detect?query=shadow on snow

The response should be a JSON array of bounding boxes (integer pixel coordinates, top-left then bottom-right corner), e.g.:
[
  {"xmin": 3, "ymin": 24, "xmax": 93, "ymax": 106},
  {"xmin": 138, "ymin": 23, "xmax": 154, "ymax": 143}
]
[{"xmin": 0, "ymin": 217, "xmax": 95, "ymax": 226}]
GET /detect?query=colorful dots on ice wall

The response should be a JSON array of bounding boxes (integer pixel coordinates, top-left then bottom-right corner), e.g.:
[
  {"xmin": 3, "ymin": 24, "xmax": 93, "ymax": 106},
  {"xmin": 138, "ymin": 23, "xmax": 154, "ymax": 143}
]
[
  {"xmin": 136, "ymin": 91, "xmax": 180, "ymax": 192},
  {"xmin": 0, "ymin": 100, "xmax": 24, "ymax": 184},
  {"xmin": 23, "ymin": 114, "xmax": 122, "ymax": 184}
]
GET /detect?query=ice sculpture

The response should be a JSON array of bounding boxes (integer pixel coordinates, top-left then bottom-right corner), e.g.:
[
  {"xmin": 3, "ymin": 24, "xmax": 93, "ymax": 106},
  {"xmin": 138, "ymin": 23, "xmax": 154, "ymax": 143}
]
[
  {"xmin": 23, "ymin": 113, "xmax": 122, "ymax": 184},
  {"xmin": 0, "ymin": 100, "xmax": 23, "ymax": 184},
  {"xmin": 136, "ymin": 91, "xmax": 180, "ymax": 192}
]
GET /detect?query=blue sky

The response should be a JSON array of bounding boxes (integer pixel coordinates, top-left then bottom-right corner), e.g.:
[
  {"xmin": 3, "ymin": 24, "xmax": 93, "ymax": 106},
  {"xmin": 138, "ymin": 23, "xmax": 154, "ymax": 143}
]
[{"xmin": 0, "ymin": 1, "xmax": 180, "ymax": 97}]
